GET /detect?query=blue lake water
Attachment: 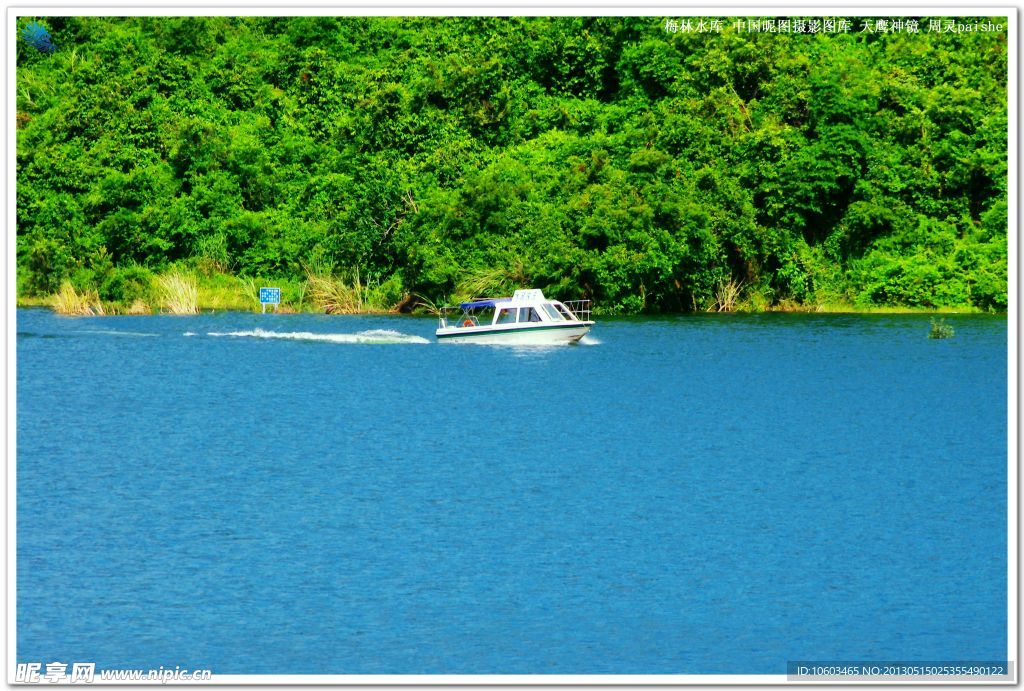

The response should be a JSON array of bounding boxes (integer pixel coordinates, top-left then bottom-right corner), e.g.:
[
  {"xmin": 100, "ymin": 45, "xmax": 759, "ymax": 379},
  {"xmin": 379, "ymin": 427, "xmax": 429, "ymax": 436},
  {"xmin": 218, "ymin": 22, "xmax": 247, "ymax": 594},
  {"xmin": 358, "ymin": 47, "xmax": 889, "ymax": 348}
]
[{"xmin": 16, "ymin": 307, "xmax": 1007, "ymax": 675}]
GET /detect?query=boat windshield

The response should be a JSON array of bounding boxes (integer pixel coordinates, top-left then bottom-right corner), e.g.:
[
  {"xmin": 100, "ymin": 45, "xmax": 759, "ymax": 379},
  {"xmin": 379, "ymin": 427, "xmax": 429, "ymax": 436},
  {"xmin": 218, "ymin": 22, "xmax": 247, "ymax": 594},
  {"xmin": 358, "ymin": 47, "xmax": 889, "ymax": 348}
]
[
  {"xmin": 554, "ymin": 303, "xmax": 576, "ymax": 320},
  {"xmin": 541, "ymin": 303, "xmax": 563, "ymax": 321}
]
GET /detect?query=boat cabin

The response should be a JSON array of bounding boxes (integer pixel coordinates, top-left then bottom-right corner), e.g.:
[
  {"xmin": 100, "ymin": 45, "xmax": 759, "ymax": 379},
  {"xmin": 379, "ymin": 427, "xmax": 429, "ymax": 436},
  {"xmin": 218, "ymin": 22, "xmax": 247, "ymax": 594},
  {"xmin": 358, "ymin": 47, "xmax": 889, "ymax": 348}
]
[{"xmin": 439, "ymin": 289, "xmax": 590, "ymax": 330}]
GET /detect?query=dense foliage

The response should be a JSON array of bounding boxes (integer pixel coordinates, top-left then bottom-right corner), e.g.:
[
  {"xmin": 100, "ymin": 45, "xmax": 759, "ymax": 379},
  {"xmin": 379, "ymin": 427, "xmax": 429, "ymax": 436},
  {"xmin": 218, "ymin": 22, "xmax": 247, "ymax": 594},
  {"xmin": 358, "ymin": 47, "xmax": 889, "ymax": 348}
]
[{"xmin": 16, "ymin": 16, "xmax": 1008, "ymax": 312}]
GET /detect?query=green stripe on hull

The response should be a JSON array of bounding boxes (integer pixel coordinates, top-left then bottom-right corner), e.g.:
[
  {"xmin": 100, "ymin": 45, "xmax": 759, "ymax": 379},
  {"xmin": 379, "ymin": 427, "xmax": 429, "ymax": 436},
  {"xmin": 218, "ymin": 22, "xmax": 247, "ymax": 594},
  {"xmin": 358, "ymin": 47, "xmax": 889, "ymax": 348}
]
[{"xmin": 437, "ymin": 323, "xmax": 591, "ymax": 339}]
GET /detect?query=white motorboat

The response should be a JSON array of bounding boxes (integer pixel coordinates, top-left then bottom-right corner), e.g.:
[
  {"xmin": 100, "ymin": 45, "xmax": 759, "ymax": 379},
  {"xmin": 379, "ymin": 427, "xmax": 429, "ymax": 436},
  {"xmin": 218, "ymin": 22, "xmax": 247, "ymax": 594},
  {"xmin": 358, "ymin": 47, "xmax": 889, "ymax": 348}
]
[{"xmin": 435, "ymin": 289, "xmax": 594, "ymax": 344}]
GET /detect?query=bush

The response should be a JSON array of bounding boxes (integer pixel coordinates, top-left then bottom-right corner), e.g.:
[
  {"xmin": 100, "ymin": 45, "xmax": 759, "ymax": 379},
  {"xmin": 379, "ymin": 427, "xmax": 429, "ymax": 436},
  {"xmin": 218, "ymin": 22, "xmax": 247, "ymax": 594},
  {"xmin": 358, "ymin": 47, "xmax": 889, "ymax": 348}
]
[
  {"xmin": 14, "ymin": 17, "xmax": 1010, "ymax": 314},
  {"xmin": 21, "ymin": 237, "xmax": 73, "ymax": 295},
  {"xmin": 99, "ymin": 265, "xmax": 153, "ymax": 304},
  {"xmin": 970, "ymin": 263, "xmax": 1008, "ymax": 312},
  {"xmin": 929, "ymin": 318, "xmax": 955, "ymax": 339}
]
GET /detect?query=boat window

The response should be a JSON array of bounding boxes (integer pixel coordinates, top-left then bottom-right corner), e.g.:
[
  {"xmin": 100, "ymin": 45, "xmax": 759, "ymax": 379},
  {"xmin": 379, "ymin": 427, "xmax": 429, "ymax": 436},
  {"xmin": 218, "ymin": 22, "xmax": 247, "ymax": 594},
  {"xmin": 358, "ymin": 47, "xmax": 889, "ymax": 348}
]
[
  {"xmin": 496, "ymin": 308, "xmax": 517, "ymax": 324},
  {"xmin": 541, "ymin": 304, "xmax": 563, "ymax": 321},
  {"xmin": 518, "ymin": 307, "xmax": 542, "ymax": 322},
  {"xmin": 554, "ymin": 303, "xmax": 576, "ymax": 320}
]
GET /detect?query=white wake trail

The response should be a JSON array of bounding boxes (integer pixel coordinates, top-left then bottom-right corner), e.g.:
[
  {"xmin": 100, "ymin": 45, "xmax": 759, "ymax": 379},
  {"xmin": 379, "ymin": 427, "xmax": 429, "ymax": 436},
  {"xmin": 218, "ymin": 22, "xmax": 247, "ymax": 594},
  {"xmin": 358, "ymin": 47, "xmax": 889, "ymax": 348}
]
[{"xmin": 204, "ymin": 328, "xmax": 430, "ymax": 345}]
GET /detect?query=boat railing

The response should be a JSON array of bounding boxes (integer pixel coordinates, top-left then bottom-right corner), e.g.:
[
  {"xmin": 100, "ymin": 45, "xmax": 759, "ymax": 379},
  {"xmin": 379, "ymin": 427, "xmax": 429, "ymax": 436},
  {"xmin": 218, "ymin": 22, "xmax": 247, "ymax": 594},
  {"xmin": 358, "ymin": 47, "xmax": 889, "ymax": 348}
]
[
  {"xmin": 562, "ymin": 300, "xmax": 592, "ymax": 322},
  {"xmin": 438, "ymin": 306, "xmax": 481, "ymax": 329},
  {"xmin": 438, "ymin": 306, "xmax": 456, "ymax": 329}
]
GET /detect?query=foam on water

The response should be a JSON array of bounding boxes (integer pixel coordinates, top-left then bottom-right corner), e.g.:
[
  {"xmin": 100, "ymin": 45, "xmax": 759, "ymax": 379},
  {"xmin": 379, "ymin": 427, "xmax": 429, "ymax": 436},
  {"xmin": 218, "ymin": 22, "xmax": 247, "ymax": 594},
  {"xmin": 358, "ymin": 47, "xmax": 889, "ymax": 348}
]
[
  {"xmin": 205, "ymin": 328, "xmax": 430, "ymax": 345},
  {"xmin": 75, "ymin": 329, "xmax": 159, "ymax": 337}
]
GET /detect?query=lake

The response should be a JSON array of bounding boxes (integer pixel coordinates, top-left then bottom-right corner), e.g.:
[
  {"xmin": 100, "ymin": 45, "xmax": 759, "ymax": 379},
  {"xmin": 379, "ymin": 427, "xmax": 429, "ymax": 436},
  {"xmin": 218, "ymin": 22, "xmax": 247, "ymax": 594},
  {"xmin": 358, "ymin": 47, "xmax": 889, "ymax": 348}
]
[{"xmin": 15, "ymin": 307, "xmax": 1008, "ymax": 675}]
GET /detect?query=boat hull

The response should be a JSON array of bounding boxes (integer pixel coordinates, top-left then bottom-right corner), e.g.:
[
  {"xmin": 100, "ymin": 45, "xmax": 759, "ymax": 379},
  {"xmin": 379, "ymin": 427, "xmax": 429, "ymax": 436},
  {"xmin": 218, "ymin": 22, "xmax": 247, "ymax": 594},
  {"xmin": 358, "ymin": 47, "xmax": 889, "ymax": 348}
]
[{"xmin": 436, "ymin": 322, "xmax": 593, "ymax": 345}]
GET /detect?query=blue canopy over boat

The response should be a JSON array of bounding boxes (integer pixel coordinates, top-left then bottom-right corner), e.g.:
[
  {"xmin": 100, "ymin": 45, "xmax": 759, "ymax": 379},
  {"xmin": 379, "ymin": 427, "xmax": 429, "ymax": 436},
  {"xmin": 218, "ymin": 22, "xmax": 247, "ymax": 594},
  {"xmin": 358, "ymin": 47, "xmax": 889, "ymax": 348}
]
[{"xmin": 459, "ymin": 298, "xmax": 509, "ymax": 309}]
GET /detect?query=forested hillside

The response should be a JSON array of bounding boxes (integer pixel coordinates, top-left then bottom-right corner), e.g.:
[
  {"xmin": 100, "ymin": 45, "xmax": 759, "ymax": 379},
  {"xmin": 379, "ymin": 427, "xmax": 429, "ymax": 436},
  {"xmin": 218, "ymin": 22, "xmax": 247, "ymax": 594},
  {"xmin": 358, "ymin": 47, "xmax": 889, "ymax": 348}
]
[{"xmin": 16, "ymin": 16, "xmax": 1009, "ymax": 313}]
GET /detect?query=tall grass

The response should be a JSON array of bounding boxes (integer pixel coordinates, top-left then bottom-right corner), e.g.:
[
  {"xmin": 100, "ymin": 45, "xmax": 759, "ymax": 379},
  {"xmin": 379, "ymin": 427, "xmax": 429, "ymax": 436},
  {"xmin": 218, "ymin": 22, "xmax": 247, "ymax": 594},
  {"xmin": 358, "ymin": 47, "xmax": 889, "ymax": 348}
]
[
  {"xmin": 188, "ymin": 271, "xmax": 252, "ymax": 311},
  {"xmin": 124, "ymin": 299, "xmax": 152, "ymax": 315},
  {"xmin": 304, "ymin": 263, "xmax": 399, "ymax": 314},
  {"xmin": 51, "ymin": 281, "xmax": 104, "ymax": 316},
  {"xmin": 306, "ymin": 267, "xmax": 369, "ymax": 314},
  {"xmin": 239, "ymin": 278, "xmax": 262, "ymax": 311},
  {"xmin": 156, "ymin": 270, "xmax": 199, "ymax": 314},
  {"xmin": 454, "ymin": 261, "xmax": 528, "ymax": 302}
]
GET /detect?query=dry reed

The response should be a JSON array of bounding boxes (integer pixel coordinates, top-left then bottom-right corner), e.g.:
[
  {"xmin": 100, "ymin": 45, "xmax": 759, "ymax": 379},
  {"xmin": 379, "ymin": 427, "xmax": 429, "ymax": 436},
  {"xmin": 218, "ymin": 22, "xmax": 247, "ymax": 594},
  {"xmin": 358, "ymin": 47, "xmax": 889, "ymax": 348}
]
[
  {"xmin": 306, "ymin": 268, "xmax": 364, "ymax": 314},
  {"xmin": 156, "ymin": 270, "xmax": 199, "ymax": 314},
  {"xmin": 51, "ymin": 281, "xmax": 104, "ymax": 316},
  {"xmin": 710, "ymin": 278, "xmax": 744, "ymax": 312}
]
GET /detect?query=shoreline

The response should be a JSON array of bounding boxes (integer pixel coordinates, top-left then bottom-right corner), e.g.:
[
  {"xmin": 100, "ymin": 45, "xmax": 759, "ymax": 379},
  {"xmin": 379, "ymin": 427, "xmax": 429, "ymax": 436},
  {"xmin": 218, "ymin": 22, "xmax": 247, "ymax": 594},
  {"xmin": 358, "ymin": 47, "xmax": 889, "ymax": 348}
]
[
  {"xmin": 15, "ymin": 296, "xmax": 995, "ymax": 317},
  {"xmin": 15, "ymin": 265, "xmax": 1003, "ymax": 318}
]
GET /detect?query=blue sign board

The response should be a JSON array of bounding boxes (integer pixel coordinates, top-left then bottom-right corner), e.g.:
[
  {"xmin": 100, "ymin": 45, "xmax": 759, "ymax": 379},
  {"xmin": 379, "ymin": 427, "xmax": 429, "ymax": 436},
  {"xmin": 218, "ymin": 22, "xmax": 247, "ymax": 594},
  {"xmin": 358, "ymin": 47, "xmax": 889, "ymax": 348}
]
[{"xmin": 259, "ymin": 287, "xmax": 281, "ymax": 305}]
